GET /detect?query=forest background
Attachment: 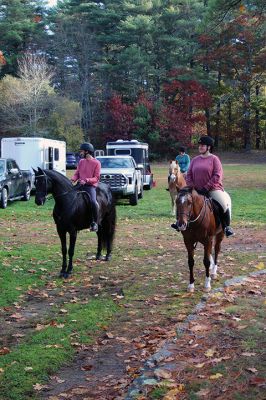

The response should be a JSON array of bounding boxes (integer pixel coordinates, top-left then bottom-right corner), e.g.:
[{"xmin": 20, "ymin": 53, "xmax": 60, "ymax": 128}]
[{"xmin": 0, "ymin": 0, "xmax": 265, "ymax": 158}]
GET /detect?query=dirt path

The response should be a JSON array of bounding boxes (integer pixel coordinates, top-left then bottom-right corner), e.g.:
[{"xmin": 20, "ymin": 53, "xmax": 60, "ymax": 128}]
[{"xmin": 35, "ymin": 270, "xmax": 266, "ymax": 400}]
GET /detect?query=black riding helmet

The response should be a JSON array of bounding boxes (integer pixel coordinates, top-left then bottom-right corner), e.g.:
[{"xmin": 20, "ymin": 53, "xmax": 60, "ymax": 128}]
[
  {"xmin": 79, "ymin": 142, "xmax": 94, "ymax": 155},
  {"xmin": 179, "ymin": 146, "xmax": 186, "ymax": 153},
  {"xmin": 198, "ymin": 136, "xmax": 214, "ymax": 147}
]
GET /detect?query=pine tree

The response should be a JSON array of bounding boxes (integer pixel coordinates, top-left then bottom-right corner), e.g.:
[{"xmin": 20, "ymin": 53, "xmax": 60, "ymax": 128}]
[{"xmin": 0, "ymin": 0, "xmax": 48, "ymax": 77}]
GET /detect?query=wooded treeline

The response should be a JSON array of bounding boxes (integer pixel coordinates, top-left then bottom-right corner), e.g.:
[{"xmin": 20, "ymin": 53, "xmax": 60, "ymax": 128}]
[{"xmin": 0, "ymin": 0, "xmax": 265, "ymax": 155}]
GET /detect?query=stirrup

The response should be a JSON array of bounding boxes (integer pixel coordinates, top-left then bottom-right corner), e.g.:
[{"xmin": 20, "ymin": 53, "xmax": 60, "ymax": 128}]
[{"xmin": 90, "ymin": 222, "xmax": 98, "ymax": 232}]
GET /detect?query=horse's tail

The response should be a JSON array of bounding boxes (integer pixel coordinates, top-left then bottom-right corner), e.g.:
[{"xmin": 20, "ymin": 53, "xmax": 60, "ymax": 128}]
[{"xmin": 101, "ymin": 195, "xmax": 116, "ymax": 250}]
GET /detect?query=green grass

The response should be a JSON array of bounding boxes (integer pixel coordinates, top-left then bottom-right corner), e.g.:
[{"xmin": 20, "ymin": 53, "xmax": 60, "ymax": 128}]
[
  {"xmin": 150, "ymin": 385, "xmax": 169, "ymax": 399},
  {"xmin": 0, "ymin": 243, "xmax": 62, "ymax": 306},
  {"xmin": 0, "ymin": 299, "xmax": 118, "ymax": 400},
  {"xmin": 0, "ymin": 161, "xmax": 265, "ymax": 400}
]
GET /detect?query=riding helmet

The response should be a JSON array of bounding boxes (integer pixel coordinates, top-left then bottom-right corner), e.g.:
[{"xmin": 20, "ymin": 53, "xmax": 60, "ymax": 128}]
[
  {"xmin": 79, "ymin": 142, "xmax": 94, "ymax": 154},
  {"xmin": 198, "ymin": 136, "xmax": 214, "ymax": 147},
  {"xmin": 179, "ymin": 146, "xmax": 186, "ymax": 153}
]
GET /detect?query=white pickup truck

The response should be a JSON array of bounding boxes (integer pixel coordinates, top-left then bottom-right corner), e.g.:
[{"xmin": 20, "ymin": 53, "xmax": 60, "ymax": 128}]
[{"xmin": 97, "ymin": 155, "xmax": 143, "ymax": 205}]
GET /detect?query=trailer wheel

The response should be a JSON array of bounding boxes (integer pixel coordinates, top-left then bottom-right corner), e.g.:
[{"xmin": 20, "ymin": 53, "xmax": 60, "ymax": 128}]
[
  {"xmin": 146, "ymin": 176, "xmax": 153, "ymax": 190},
  {"xmin": 0, "ymin": 188, "xmax": 8, "ymax": 209},
  {"xmin": 22, "ymin": 183, "xmax": 31, "ymax": 201}
]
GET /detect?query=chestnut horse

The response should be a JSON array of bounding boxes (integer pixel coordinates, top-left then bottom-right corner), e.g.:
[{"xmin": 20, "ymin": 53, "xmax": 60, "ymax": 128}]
[
  {"xmin": 168, "ymin": 161, "xmax": 187, "ymax": 215},
  {"xmin": 175, "ymin": 187, "xmax": 224, "ymax": 292}
]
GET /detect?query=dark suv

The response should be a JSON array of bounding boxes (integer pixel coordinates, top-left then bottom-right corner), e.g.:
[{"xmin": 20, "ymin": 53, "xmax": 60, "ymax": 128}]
[{"xmin": 66, "ymin": 152, "xmax": 78, "ymax": 169}]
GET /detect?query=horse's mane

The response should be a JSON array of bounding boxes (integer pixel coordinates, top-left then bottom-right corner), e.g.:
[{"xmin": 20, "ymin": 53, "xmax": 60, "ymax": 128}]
[
  {"xmin": 178, "ymin": 186, "xmax": 192, "ymax": 196},
  {"xmin": 44, "ymin": 169, "xmax": 73, "ymax": 190}
]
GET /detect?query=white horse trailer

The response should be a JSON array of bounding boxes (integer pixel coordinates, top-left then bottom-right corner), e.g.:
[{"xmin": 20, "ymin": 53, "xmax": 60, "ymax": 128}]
[
  {"xmin": 106, "ymin": 140, "xmax": 153, "ymax": 189},
  {"xmin": 1, "ymin": 137, "xmax": 66, "ymax": 181}
]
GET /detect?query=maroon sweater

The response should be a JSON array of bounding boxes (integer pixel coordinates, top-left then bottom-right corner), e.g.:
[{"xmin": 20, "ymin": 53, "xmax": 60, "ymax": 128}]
[
  {"xmin": 72, "ymin": 158, "xmax": 101, "ymax": 187},
  {"xmin": 186, "ymin": 154, "xmax": 224, "ymax": 191}
]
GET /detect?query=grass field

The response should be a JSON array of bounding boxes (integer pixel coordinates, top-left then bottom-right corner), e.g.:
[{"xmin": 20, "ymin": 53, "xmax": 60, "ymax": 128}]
[{"xmin": 0, "ymin": 161, "xmax": 265, "ymax": 399}]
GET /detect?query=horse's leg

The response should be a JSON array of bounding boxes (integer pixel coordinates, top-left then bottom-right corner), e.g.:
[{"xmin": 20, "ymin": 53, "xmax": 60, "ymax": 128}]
[
  {"xmin": 96, "ymin": 228, "xmax": 102, "ymax": 260},
  {"xmin": 203, "ymin": 239, "xmax": 213, "ymax": 292},
  {"xmin": 105, "ymin": 228, "xmax": 112, "ymax": 261},
  {"xmin": 185, "ymin": 240, "xmax": 195, "ymax": 292},
  {"xmin": 66, "ymin": 231, "xmax": 77, "ymax": 277},
  {"xmin": 170, "ymin": 190, "xmax": 175, "ymax": 215},
  {"xmin": 57, "ymin": 227, "xmax": 67, "ymax": 278},
  {"xmin": 211, "ymin": 231, "xmax": 224, "ymax": 279},
  {"xmin": 173, "ymin": 194, "xmax": 177, "ymax": 217}
]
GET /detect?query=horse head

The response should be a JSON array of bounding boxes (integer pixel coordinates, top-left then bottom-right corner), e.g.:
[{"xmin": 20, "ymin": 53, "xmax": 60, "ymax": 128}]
[
  {"xmin": 33, "ymin": 167, "xmax": 49, "ymax": 206},
  {"xmin": 176, "ymin": 187, "xmax": 194, "ymax": 231},
  {"xmin": 168, "ymin": 161, "xmax": 186, "ymax": 190}
]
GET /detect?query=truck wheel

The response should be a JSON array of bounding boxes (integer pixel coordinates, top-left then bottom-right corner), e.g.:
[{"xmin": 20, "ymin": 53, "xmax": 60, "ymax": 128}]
[
  {"xmin": 0, "ymin": 188, "xmax": 8, "ymax": 209},
  {"xmin": 22, "ymin": 183, "xmax": 31, "ymax": 201},
  {"xmin": 138, "ymin": 183, "xmax": 144, "ymax": 199},
  {"xmin": 129, "ymin": 186, "xmax": 138, "ymax": 206}
]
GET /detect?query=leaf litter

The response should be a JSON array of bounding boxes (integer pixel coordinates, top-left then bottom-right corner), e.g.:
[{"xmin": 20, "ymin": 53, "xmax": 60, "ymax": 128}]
[{"xmin": 0, "ymin": 220, "xmax": 266, "ymax": 399}]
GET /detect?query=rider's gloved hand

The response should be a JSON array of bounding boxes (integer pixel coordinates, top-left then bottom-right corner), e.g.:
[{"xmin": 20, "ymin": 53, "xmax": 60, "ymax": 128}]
[{"xmin": 197, "ymin": 188, "xmax": 209, "ymax": 197}]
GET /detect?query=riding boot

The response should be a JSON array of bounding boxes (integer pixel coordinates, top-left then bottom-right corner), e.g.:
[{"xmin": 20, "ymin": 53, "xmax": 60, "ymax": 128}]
[
  {"xmin": 166, "ymin": 174, "xmax": 170, "ymax": 190},
  {"xmin": 90, "ymin": 201, "xmax": 99, "ymax": 232},
  {"xmin": 171, "ymin": 222, "xmax": 180, "ymax": 231},
  {"xmin": 222, "ymin": 209, "xmax": 234, "ymax": 237}
]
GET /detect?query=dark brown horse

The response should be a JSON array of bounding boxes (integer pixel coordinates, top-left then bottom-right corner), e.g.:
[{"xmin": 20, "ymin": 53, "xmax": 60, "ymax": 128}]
[{"xmin": 175, "ymin": 187, "xmax": 224, "ymax": 292}]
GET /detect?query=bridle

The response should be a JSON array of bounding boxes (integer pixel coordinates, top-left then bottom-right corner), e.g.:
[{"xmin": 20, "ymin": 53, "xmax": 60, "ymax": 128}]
[
  {"xmin": 35, "ymin": 173, "xmax": 76, "ymax": 201},
  {"xmin": 177, "ymin": 193, "xmax": 209, "ymax": 226},
  {"xmin": 35, "ymin": 173, "xmax": 50, "ymax": 200}
]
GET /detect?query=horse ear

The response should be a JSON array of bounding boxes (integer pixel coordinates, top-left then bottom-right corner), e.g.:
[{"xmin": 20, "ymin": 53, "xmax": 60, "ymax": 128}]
[
  {"xmin": 32, "ymin": 168, "xmax": 37, "ymax": 174},
  {"xmin": 37, "ymin": 167, "xmax": 44, "ymax": 174}
]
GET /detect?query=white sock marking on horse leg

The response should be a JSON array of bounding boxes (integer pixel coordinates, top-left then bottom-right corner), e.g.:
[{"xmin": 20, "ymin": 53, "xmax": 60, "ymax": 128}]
[
  {"xmin": 211, "ymin": 264, "xmax": 218, "ymax": 279},
  {"xmin": 210, "ymin": 256, "xmax": 218, "ymax": 279},
  {"xmin": 204, "ymin": 277, "xmax": 211, "ymax": 292},
  {"xmin": 188, "ymin": 283, "xmax": 195, "ymax": 293}
]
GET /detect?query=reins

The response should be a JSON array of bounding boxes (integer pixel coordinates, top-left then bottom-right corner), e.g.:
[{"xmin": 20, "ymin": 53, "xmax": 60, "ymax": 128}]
[
  {"xmin": 189, "ymin": 197, "xmax": 209, "ymax": 224},
  {"xmin": 35, "ymin": 172, "xmax": 77, "ymax": 201}
]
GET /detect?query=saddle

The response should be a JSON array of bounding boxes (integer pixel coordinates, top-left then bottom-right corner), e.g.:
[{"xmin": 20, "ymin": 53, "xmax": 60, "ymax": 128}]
[
  {"xmin": 210, "ymin": 198, "xmax": 223, "ymax": 229},
  {"xmin": 196, "ymin": 189, "xmax": 223, "ymax": 229}
]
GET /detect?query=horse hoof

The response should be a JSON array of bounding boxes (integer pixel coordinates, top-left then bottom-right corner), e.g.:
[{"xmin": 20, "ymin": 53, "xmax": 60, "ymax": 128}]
[
  {"xmin": 105, "ymin": 255, "xmax": 111, "ymax": 262},
  {"xmin": 211, "ymin": 273, "xmax": 218, "ymax": 280},
  {"xmin": 204, "ymin": 287, "xmax": 211, "ymax": 292},
  {"xmin": 187, "ymin": 285, "xmax": 195, "ymax": 293},
  {"xmin": 96, "ymin": 254, "xmax": 101, "ymax": 260}
]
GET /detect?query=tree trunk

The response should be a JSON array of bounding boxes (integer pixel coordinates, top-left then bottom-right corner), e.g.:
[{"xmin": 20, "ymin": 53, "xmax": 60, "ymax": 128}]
[
  {"xmin": 214, "ymin": 70, "xmax": 222, "ymax": 147},
  {"xmin": 243, "ymin": 83, "xmax": 251, "ymax": 150},
  {"xmin": 215, "ymin": 101, "xmax": 221, "ymax": 148},
  {"xmin": 227, "ymin": 100, "xmax": 233, "ymax": 148},
  {"xmin": 255, "ymin": 85, "xmax": 260, "ymax": 149},
  {"xmin": 205, "ymin": 108, "xmax": 211, "ymax": 135}
]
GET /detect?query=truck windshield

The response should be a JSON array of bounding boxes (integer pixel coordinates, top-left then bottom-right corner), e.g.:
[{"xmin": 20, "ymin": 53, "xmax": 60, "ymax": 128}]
[
  {"xmin": 0, "ymin": 160, "xmax": 5, "ymax": 174},
  {"xmin": 98, "ymin": 158, "xmax": 133, "ymax": 168}
]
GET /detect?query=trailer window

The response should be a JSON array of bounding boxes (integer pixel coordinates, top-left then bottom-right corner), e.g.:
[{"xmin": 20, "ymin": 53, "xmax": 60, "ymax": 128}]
[
  {"xmin": 114, "ymin": 149, "xmax": 131, "ymax": 156},
  {"xmin": 54, "ymin": 148, "xmax": 59, "ymax": 161}
]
